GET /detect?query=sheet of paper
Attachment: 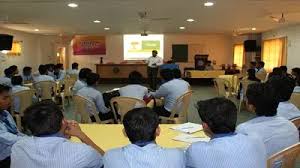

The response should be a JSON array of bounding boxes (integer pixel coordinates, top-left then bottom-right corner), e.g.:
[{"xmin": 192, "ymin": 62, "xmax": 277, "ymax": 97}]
[
  {"xmin": 172, "ymin": 134, "xmax": 210, "ymax": 144},
  {"xmin": 170, "ymin": 122, "xmax": 203, "ymax": 134}
]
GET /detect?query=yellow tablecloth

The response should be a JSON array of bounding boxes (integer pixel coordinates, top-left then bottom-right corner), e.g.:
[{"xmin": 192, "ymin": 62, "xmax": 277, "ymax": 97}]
[
  {"xmin": 218, "ymin": 75, "xmax": 239, "ymax": 92},
  {"xmin": 186, "ymin": 70, "xmax": 225, "ymax": 79},
  {"xmin": 72, "ymin": 124, "xmax": 207, "ymax": 151}
]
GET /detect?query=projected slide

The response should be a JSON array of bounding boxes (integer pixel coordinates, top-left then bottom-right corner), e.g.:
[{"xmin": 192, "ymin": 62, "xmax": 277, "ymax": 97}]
[{"xmin": 123, "ymin": 34, "xmax": 164, "ymax": 60}]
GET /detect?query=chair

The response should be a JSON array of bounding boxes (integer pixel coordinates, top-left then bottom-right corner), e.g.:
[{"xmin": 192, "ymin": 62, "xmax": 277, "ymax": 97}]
[
  {"xmin": 73, "ymin": 95, "xmax": 114, "ymax": 124},
  {"xmin": 33, "ymin": 81, "xmax": 57, "ymax": 101},
  {"xmin": 238, "ymin": 80, "xmax": 258, "ymax": 113},
  {"xmin": 214, "ymin": 78, "xmax": 231, "ymax": 98},
  {"xmin": 267, "ymin": 143, "xmax": 300, "ymax": 168},
  {"xmin": 291, "ymin": 117, "xmax": 300, "ymax": 129},
  {"xmin": 11, "ymin": 89, "xmax": 36, "ymax": 130},
  {"xmin": 290, "ymin": 93, "xmax": 300, "ymax": 109},
  {"xmin": 159, "ymin": 91, "xmax": 193, "ymax": 124},
  {"xmin": 60, "ymin": 77, "xmax": 76, "ymax": 106},
  {"xmin": 110, "ymin": 97, "xmax": 146, "ymax": 123}
]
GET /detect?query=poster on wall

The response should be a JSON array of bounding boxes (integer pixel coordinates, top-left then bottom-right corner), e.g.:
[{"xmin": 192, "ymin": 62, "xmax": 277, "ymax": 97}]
[{"xmin": 72, "ymin": 36, "xmax": 106, "ymax": 55}]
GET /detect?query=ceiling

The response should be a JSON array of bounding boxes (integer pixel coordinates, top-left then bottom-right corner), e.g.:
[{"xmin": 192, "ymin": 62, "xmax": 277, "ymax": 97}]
[{"xmin": 1, "ymin": 0, "xmax": 300, "ymax": 35}]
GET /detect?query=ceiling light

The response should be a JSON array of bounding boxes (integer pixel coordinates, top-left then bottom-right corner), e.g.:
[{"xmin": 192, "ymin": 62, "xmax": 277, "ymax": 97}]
[
  {"xmin": 93, "ymin": 20, "xmax": 101, "ymax": 23},
  {"xmin": 34, "ymin": 29, "xmax": 39, "ymax": 32},
  {"xmin": 186, "ymin": 19, "xmax": 195, "ymax": 22},
  {"xmin": 251, "ymin": 27, "xmax": 257, "ymax": 31},
  {"xmin": 179, "ymin": 27, "xmax": 186, "ymax": 30},
  {"xmin": 68, "ymin": 3, "xmax": 78, "ymax": 8},
  {"xmin": 204, "ymin": 1, "xmax": 214, "ymax": 7},
  {"xmin": 104, "ymin": 27, "xmax": 110, "ymax": 30}
]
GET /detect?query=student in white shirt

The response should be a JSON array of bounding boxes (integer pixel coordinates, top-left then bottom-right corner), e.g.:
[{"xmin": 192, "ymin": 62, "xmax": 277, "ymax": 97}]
[
  {"xmin": 73, "ymin": 68, "xmax": 92, "ymax": 94},
  {"xmin": 151, "ymin": 69, "xmax": 190, "ymax": 117},
  {"xmin": 21, "ymin": 67, "xmax": 33, "ymax": 83},
  {"xmin": 119, "ymin": 71, "xmax": 148, "ymax": 100},
  {"xmin": 236, "ymin": 82, "xmax": 299, "ymax": 157},
  {"xmin": 0, "ymin": 68, "xmax": 13, "ymax": 87},
  {"xmin": 77, "ymin": 73, "xmax": 114, "ymax": 121},
  {"xmin": 68, "ymin": 62, "xmax": 80, "ymax": 76},
  {"xmin": 146, "ymin": 50, "xmax": 163, "ymax": 90},
  {"xmin": 104, "ymin": 107, "xmax": 185, "ymax": 168},
  {"xmin": 34, "ymin": 65, "xmax": 54, "ymax": 82},
  {"xmin": 11, "ymin": 100, "xmax": 104, "ymax": 168},
  {"xmin": 45, "ymin": 64, "xmax": 55, "ymax": 79},
  {"xmin": 292, "ymin": 67, "xmax": 300, "ymax": 93},
  {"xmin": 53, "ymin": 64, "xmax": 66, "ymax": 81},
  {"xmin": 186, "ymin": 98, "xmax": 266, "ymax": 168},
  {"xmin": 255, "ymin": 61, "xmax": 267, "ymax": 81}
]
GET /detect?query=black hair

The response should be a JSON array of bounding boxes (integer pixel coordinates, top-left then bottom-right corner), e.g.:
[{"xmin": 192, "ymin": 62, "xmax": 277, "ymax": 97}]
[
  {"xmin": 78, "ymin": 68, "xmax": 92, "ymax": 80},
  {"xmin": 258, "ymin": 61, "xmax": 265, "ymax": 67},
  {"xmin": 4, "ymin": 68, "xmax": 13, "ymax": 78},
  {"xmin": 38, "ymin": 65, "xmax": 47, "ymax": 75},
  {"xmin": 11, "ymin": 76, "xmax": 23, "ymax": 86},
  {"xmin": 0, "ymin": 84, "xmax": 11, "ymax": 94},
  {"xmin": 57, "ymin": 63, "xmax": 64, "ymax": 69},
  {"xmin": 267, "ymin": 75, "xmax": 296, "ymax": 102},
  {"xmin": 123, "ymin": 107, "xmax": 159, "ymax": 143},
  {"xmin": 173, "ymin": 69, "xmax": 182, "ymax": 79},
  {"xmin": 86, "ymin": 73, "xmax": 100, "ymax": 86},
  {"xmin": 268, "ymin": 67, "xmax": 283, "ymax": 79},
  {"xmin": 24, "ymin": 100, "xmax": 63, "ymax": 136},
  {"xmin": 250, "ymin": 61, "xmax": 256, "ymax": 67},
  {"xmin": 72, "ymin": 62, "xmax": 79, "ymax": 69},
  {"xmin": 128, "ymin": 71, "xmax": 143, "ymax": 84},
  {"xmin": 197, "ymin": 97, "xmax": 237, "ymax": 134},
  {"xmin": 246, "ymin": 83, "xmax": 279, "ymax": 117},
  {"xmin": 160, "ymin": 69, "xmax": 174, "ymax": 82},
  {"xmin": 9, "ymin": 65, "xmax": 18, "ymax": 73},
  {"xmin": 280, "ymin": 66, "xmax": 288, "ymax": 73},
  {"xmin": 23, "ymin": 66, "xmax": 32, "ymax": 73},
  {"xmin": 292, "ymin": 68, "xmax": 300, "ymax": 85},
  {"xmin": 152, "ymin": 50, "xmax": 158, "ymax": 54},
  {"xmin": 247, "ymin": 69, "xmax": 259, "ymax": 81}
]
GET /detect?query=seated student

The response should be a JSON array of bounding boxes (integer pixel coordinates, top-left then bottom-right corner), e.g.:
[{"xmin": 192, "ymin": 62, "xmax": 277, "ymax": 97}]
[
  {"xmin": 280, "ymin": 65, "xmax": 288, "ymax": 76},
  {"xmin": 68, "ymin": 62, "xmax": 79, "ymax": 76},
  {"xmin": 268, "ymin": 67, "xmax": 283, "ymax": 79},
  {"xmin": 186, "ymin": 97, "xmax": 266, "ymax": 168},
  {"xmin": 236, "ymin": 82, "xmax": 299, "ymax": 157},
  {"xmin": 0, "ymin": 68, "xmax": 13, "ymax": 87},
  {"xmin": 73, "ymin": 68, "xmax": 92, "ymax": 94},
  {"xmin": 77, "ymin": 73, "xmax": 114, "ymax": 121},
  {"xmin": 267, "ymin": 76, "xmax": 300, "ymax": 120},
  {"xmin": 292, "ymin": 67, "xmax": 300, "ymax": 93},
  {"xmin": 34, "ymin": 65, "xmax": 54, "ymax": 82},
  {"xmin": 104, "ymin": 107, "xmax": 185, "ymax": 168},
  {"xmin": 9, "ymin": 65, "xmax": 19, "ymax": 76},
  {"xmin": 53, "ymin": 64, "xmax": 65, "ymax": 81},
  {"xmin": 255, "ymin": 61, "xmax": 267, "ymax": 81},
  {"xmin": 46, "ymin": 64, "xmax": 55, "ymax": 78},
  {"xmin": 119, "ymin": 71, "xmax": 148, "ymax": 100},
  {"xmin": 160, "ymin": 60, "xmax": 179, "ymax": 70},
  {"xmin": 0, "ymin": 85, "xmax": 24, "ymax": 168},
  {"xmin": 205, "ymin": 61, "xmax": 214, "ymax": 70},
  {"xmin": 151, "ymin": 69, "xmax": 190, "ymax": 117},
  {"xmin": 21, "ymin": 67, "xmax": 33, "ymax": 83},
  {"xmin": 11, "ymin": 100, "xmax": 104, "ymax": 168}
]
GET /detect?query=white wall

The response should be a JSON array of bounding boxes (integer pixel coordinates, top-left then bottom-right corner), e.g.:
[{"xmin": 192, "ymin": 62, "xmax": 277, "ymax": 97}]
[
  {"xmin": 262, "ymin": 24, "xmax": 300, "ymax": 70},
  {"xmin": 0, "ymin": 28, "xmax": 57, "ymax": 75}
]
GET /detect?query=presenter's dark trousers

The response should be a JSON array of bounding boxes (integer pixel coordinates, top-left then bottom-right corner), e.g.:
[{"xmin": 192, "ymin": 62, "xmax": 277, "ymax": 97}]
[{"xmin": 147, "ymin": 67, "xmax": 158, "ymax": 90}]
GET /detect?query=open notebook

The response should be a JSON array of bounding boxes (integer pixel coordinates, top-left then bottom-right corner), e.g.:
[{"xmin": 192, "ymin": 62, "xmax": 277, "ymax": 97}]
[
  {"xmin": 170, "ymin": 122, "xmax": 203, "ymax": 134},
  {"xmin": 172, "ymin": 134, "xmax": 210, "ymax": 144}
]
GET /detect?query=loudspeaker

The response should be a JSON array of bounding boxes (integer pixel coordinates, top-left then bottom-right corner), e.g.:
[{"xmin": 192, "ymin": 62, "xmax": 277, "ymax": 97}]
[
  {"xmin": 244, "ymin": 40, "xmax": 257, "ymax": 52},
  {"xmin": 0, "ymin": 34, "xmax": 13, "ymax": 51}
]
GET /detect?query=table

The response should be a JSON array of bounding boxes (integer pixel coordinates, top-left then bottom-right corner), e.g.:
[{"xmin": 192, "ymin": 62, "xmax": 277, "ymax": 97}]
[
  {"xmin": 185, "ymin": 70, "xmax": 225, "ymax": 78},
  {"xmin": 72, "ymin": 124, "xmax": 207, "ymax": 151}
]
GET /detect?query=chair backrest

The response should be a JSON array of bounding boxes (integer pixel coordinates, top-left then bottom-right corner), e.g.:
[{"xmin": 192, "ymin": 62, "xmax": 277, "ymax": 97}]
[
  {"xmin": 110, "ymin": 96, "xmax": 146, "ymax": 122},
  {"xmin": 69, "ymin": 74, "xmax": 78, "ymax": 81},
  {"xmin": 73, "ymin": 95, "xmax": 101, "ymax": 123},
  {"xmin": 11, "ymin": 89, "xmax": 36, "ymax": 116},
  {"xmin": 240, "ymin": 80, "xmax": 258, "ymax": 100},
  {"xmin": 267, "ymin": 143, "xmax": 300, "ymax": 168},
  {"xmin": 33, "ymin": 81, "xmax": 57, "ymax": 100},
  {"xmin": 214, "ymin": 78, "xmax": 229, "ymax": 97},
  {"xmin": 290, "ymin": 93, "xmax": 300, "ymax": 109},
  {"xmin": 63, "ymin": 78, "xmax": 76, "ymax": 97},
  {"xmin": 169, "ymin": 91, "xmax": 193, "ymax": 123},
  {"xmin": 291, "ymin": 117, "xmax": 300, "ymax": 129}
]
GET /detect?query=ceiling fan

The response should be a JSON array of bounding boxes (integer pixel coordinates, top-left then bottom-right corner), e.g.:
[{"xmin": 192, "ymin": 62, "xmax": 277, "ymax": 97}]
[
  {"xmin": 270, "ymin": 13, "xmax": 286, "ymax": 23},
  {"xmin": 0, "ymin": 16, "xmax": 29, "ymax": 25}
]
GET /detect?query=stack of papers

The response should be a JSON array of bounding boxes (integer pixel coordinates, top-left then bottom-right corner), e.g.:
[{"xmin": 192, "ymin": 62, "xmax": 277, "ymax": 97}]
[
  {"xmin": 170, "ymin": 122, "xmax": 203, "ymax": 134},
  {"xmin": 172, "ymin": 134, "xmax": 210, "ymax": 144}
]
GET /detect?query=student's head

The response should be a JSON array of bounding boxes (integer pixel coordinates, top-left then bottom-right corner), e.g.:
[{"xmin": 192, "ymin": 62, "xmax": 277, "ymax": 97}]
[
  {"xmin": 38, "ymin": 65, "xmax": 47, "ymax": 75},
  {"xmin": 24, "ymin": 100, "xmax": 65, "ymax": 136},
  {"xmin": 173, "ymin": 69, "xmax": 182, "ymax": 79},
  {"xmin": 160, "ymin": 69, "xmax": 174, "ymax": 82},
  {"xmin": 46, "ymin": 64, "xmax": 55, "ymax": 72},
  {"xmin": 86, "ymin": 73, "xmax": 100, "ymax": 86},
  {"xmin": 9, "ymin": 65, "xmax": 19, "ymax": 75},
  {"xmin": 54, "ymin": 64, "xmax": 60, "ymax": 73},
  {"xmin": 280, "ymin": 66, "xmax": 288, "ymax": 75},
  {"xmin": 292, "ymin": 68, "xmax": 300, "ymax": 85},
  {"xmin": 197, "ymin": 97, "xmax": 237, "ymax": 136},
  {"xmin": 11, "ymin": 76, "xmax": 23, "ymax": 86},
  {"xmin": 72, "ymin": 62, "xmax": 79, "ymax": 70},
  {"xmin": 4, "ymin": 68, "xmax": 13, "ymax": 78},
  {"xmin": 166, "ymin": 60, "xmax": 173, "ymax": 64},
  {"xmin": 128, "ymin": 71, "xmax": 143, "ymax": 84},
  {"xmin": 78, "ymin": 68, "xmax": 92, "ymax": 81},
  {"xmin": 257, "ymin": 61, "xmax": 265, "ymax": 69},
  {"xmin": 250, "ymin": 61, "xmax": 256, "ymax": 69},
  {"xmin": 23, "ymin": 66, "xmax": 32, "ymax": 76},
  {"xmin": 247, "ymin": 69, "xmax": 256, "ymax": 80},
  {"xmin": 123, "ymin": 107, "xmax": 160, "ymax": 144},
  {"xmin": 267, "ymin": 75, "xmax": 296, "ymax": 102},
  {"xmin": 246, "ymin": 83, "xmax": 279, "ymax": 117},
  {"xmin": 152, "ymin": 50, "xmax": 158, "ymax": 57},
  {"xmin": 0, "ymin": 84, "xmax": 11, "ymax": 111},
  {"xmin": 57, "ymin": 63, "xmax": 64, "ymax": 70}
]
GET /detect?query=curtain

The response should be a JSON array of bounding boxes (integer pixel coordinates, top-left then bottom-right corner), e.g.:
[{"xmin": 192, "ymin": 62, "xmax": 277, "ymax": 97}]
[
  {"xmin": 233, "ymin": 44, "xmax": 244, "ymax": 68},
  {"xmin": 7, "ymin": 41, "xmax": 22, "ymax": 56},
  {"xmin": 262, "ymin": 38, "xmax": 286, "ymax": 72}
]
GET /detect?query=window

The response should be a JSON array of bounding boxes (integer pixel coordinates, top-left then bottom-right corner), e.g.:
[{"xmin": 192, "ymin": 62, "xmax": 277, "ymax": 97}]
[
  {"xmin": 262, "ymin": 38, "xmax": 286, "ymax": 72},
  {"xmin": 233, "ymin": 44, "xmax": 244, "ymax": 67},
  {"xmin": 7, "ymin": 41, "xmax": 22, "ymax": 56}
]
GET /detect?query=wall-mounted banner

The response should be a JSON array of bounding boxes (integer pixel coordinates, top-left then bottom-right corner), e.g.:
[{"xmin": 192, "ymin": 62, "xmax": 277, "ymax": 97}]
[{"xmin": 73, "ymin": 36, "xmax": 106, "ymax": 55}]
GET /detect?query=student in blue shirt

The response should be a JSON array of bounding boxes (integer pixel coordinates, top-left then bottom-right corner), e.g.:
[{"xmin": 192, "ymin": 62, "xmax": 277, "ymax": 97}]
[
  {"xmin": 11, "ymin": 100, "xmax": 104, "ymax": 168},
  {"xmin": 104, "ymin": 107, "xmax": 185, "ymax": 168},
  {"xmin": 0, "ymin": 84, "xmax": 24, "ymax": 168},
  {"xmin": 186, "ymin": 97, "xmax": 266, "ymax": 168}
]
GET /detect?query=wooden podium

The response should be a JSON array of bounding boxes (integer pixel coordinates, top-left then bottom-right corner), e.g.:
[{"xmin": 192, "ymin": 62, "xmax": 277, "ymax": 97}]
[{"xmin": 96, "ymin": 64, "xmax": 148, "ymax": 79}]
